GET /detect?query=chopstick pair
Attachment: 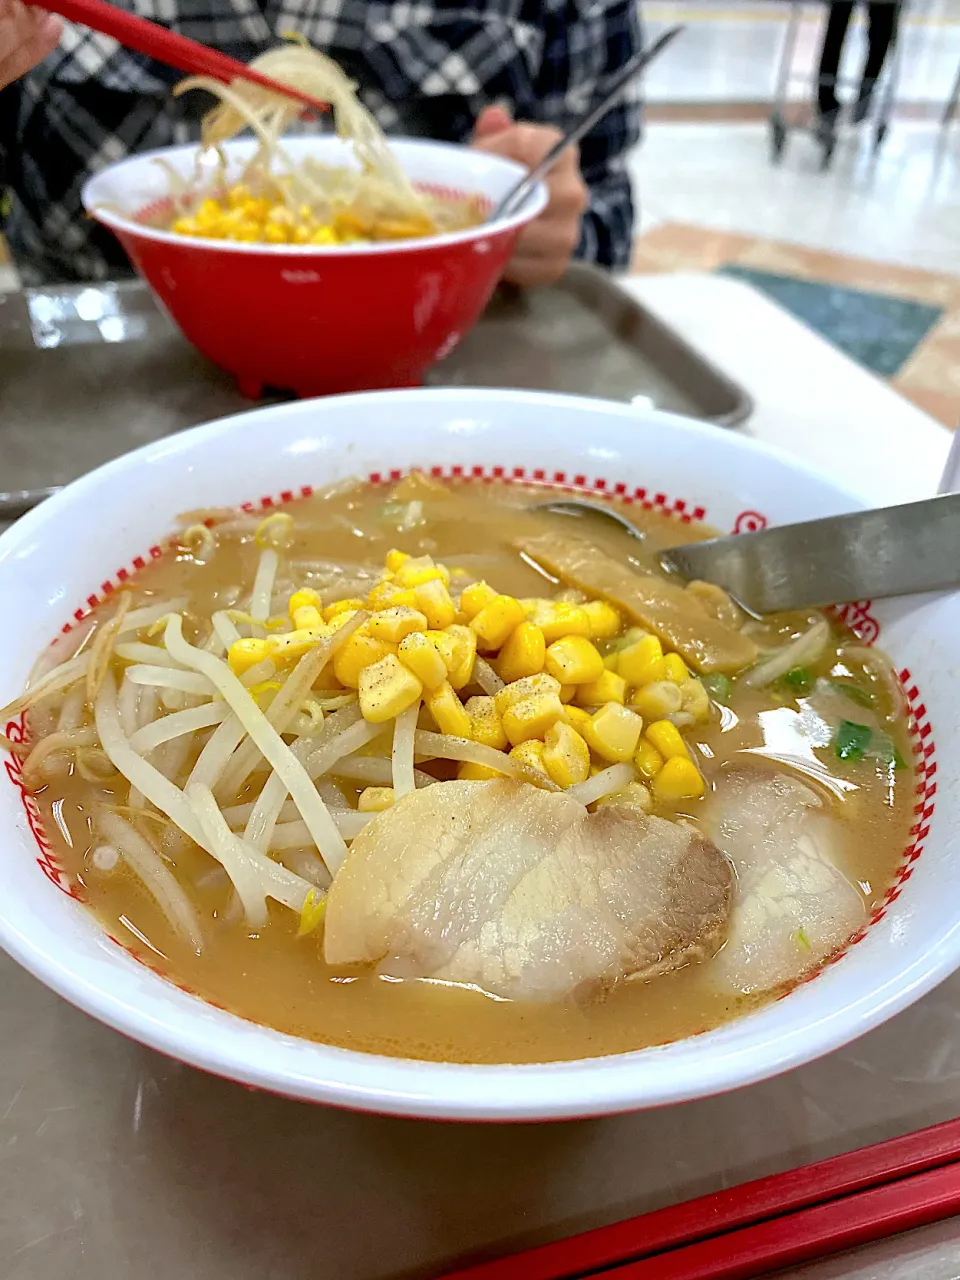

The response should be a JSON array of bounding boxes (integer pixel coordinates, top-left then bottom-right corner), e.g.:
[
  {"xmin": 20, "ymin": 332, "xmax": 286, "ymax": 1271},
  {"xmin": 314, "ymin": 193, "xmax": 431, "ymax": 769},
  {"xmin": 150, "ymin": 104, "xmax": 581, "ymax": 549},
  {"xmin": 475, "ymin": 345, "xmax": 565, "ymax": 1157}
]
[
  {"xmin": 26, "ymin": 0, "xmax": 330, "ymax": 115},
  {"xmin": 442, "ymin": 1115, "xmax": 960, "ymax": 1280}
]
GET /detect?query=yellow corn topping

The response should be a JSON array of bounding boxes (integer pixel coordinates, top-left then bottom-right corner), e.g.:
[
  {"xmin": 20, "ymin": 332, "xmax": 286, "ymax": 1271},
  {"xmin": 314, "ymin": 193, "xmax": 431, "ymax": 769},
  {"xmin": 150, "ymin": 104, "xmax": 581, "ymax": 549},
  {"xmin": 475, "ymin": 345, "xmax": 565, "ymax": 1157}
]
[
  {"xmin": 494, "ymin": 672, "xmax": 562, "ymax": 716},
  {"xmin": 663, "ymin": 653, "xmax": 689, "ymax": 684},
  {"xmin": 497, "ymin": 621, "xmax": 546, "ymax": 684},
  {"xmin": 645, "ymin": 719, "xmax": 691, "ymax": 761},
  {"xmin": 458, "ymin": 761, "xmax": 504, "ymax": 781},
  {"xmin": 502, "ymin": 692, "xmax": 566, "ymax": 746},
  {"xmin": 227, "ymin": 637, "xmax": 268, "ymax": 677},
  {"xmin": 460, "ymin": 581, "xmax": 498, "ymax": 619},
  {"xmin": 385, "ymin": 549, "xmax": 410, "ymax": 573},
  {"xmin": 618, "ymin": 634, "xmax": 667, "ymax": 687},
  {"xmin": 444, "ymin": 624, "xmax": 477, "ymax": 690},
  {"xmin": 634, "ymin": 738, "xmax": 665, "ymax": 779},
  {"xmin": 366, "ymin": 606, "xmax": 428, "ymax": 644},
  {"xmin": 471, "ymin": 595, "xmax": 526, "ymax": 651},
  {"xmin": 414, "ymin": 578, "xmax": 457, "ymax": 629},
  {"xmin": 393, "ymin": 555, "xmax": 450, "ymax": 589},
  {"xmin": 629, "ymin": 680, "xmax": 682, "ymax": 722},
  {"xmin": 425, "ymin": 681, "xmax": 472, "ymax": 738},
  {"xmin": 509, "ymin": 739, "xmax": 549, "ymax": 777},
  {"xmin": 530, "ymin": 601, "xmax": 593, "ymax": 644},
  {"xmin": 266, "ymin": 627, "xmax": 326, "ymax": 665},
  {"xmin": 358, "ymin": 653, "xmax": 422, "ymax": 722},
  {"xmin": 324, "ymin": 597, "xmax": 365, "ymax": 622},
  {"xmin": 397, "ymin": 631, "xmax": 447, "ymax": 689},
  {"xmin": 544, "ymin": 635, "xmax": 605, "ymax": 685},
  {"xmin": 652, "ymin": 757, "xmax": 705, "ymax": 802},
  {"xmin": 581, "ymin": 600, "xmax": 621, "ymax": 640},
  {"xmin": 584, "ymin": 703, "xmax": 644, "ymax": 764},
  {"xmin": 357, "ymin": 786, "xmax": 397, "ymax": 812},
  {"xmin": 576, "ymin": 669, "xmax": 627, "ymax": 708},
  {"xmin": 465, "ymin": 695, "xmax": 508, "ymax": 750},
  {"xmin": 333, "ymin": 631, "xmax": 396, "ymax": 689},
  {"xmin": 289, "ymin": 588, "xmax": 321, "ymax": 620},
  {"xmin": 171, "ymin": 185, "xmax": 349, "ymax": 245},
  {"xmin": 542, "ymin": 721, "xmax": 591, "ymax": 788}
]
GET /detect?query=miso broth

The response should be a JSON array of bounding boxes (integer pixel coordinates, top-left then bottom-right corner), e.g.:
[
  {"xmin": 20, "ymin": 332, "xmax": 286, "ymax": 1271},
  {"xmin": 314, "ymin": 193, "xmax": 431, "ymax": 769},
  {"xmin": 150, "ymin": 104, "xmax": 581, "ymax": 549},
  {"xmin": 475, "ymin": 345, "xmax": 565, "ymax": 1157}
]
[{"xmin": 14, "ymin": 478, "xmax": 914, "ymax": 1064}]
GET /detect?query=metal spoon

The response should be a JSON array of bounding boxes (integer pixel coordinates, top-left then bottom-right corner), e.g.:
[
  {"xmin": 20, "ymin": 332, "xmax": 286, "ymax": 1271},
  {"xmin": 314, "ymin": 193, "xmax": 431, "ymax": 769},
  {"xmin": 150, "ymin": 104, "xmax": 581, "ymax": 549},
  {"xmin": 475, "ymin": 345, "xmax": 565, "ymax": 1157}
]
[
  {"xmin": 488, "ymin": 25, "xmax": 684, "ymax": 224},
  {"xmin": 0, "ymin": 486, "xmax": 62, "ymax": 520},
  {"xmin": 535, "ymin": 494, "xmax": 960, "ymax": 614}
]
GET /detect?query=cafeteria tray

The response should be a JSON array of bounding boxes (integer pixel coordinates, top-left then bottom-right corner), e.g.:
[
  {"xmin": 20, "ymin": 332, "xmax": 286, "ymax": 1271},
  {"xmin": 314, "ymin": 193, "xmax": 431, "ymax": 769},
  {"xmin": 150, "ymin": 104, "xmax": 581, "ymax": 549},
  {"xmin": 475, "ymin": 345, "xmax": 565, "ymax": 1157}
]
[{"xmin": 0, "ymin": 266, "xmax": 750, "ymax": 495}]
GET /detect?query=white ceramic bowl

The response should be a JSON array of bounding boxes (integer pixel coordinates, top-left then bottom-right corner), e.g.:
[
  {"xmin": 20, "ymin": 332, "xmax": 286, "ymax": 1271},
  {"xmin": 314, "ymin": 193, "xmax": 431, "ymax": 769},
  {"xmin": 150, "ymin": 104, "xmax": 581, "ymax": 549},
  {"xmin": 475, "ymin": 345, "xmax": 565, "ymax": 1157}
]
[{"xmin": 0, "ymin": 389, "xmax": 954, "ymax": 1121}]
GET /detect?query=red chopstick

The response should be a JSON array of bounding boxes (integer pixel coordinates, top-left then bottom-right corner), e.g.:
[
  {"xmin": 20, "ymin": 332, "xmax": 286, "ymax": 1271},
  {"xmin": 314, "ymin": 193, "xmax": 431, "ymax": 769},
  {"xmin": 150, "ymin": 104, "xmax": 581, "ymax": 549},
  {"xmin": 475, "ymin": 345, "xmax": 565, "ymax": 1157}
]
[
  {"xmin": 27, "ymin": 0, "xmax": 329, "ymax": 114},
  {"xmin": 441, "ymin": 1116, "xmax": 960, "ymax": 1280}
]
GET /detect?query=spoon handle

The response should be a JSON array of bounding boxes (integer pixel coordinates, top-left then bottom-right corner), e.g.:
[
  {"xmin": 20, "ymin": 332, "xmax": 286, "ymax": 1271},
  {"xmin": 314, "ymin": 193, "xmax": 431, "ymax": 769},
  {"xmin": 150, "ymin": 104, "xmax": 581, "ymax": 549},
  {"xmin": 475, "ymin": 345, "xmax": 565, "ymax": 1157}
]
[
  {"xmin": 0, "ymin": 487, "xmax": 62, "ymax": 519},
  {"xmin": 489, "ymin": 26, "xmax": 684, "ymax": 222},
  {"xmin": 660, "ymin": 492, "xmax": 960, "ymax": 613}
]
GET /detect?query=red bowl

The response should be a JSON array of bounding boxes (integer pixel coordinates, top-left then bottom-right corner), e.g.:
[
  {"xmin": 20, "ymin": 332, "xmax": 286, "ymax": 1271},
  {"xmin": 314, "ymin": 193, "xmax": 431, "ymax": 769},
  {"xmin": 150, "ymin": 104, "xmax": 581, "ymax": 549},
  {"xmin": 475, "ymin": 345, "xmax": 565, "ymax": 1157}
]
[{"xmin": 82, "ymin": 137, "xmax": 547, "ymax": 399}]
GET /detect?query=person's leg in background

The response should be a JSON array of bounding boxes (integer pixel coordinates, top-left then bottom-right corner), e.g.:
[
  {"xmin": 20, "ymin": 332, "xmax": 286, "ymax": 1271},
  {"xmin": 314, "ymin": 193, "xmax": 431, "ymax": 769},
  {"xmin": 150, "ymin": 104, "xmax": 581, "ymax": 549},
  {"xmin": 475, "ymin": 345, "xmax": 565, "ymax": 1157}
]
[
  {"xmin": 816, "ymin": 0, "xmax": 854, "ymax": 119},
  {"xmin": 853, "ymin": 0, "xmax": 901, "ymax": 121}
]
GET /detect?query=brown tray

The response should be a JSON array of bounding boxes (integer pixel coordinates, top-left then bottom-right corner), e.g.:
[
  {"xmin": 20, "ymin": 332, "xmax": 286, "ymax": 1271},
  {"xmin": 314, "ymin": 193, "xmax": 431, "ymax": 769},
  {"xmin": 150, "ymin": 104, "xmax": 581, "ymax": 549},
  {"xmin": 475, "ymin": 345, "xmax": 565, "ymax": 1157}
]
[
  {"xmin": 0, "ymin": 267, "xmax": 750, "ymax": 497},
  {"xmin": 430, "ymin": 263, "xmax": 752, "ymax": 427}
]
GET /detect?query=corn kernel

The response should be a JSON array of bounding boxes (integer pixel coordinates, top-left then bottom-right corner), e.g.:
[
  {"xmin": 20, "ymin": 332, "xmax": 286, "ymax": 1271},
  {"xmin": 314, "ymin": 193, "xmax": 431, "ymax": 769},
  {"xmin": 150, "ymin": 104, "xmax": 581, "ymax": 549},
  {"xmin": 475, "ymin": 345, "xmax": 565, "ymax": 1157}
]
[
  {"xmin": 394, "ymin": 555, "xmax": 450, "ymax": 589},
  {"xmin": 414, "ymin": 579, "xmax": 456, "ymax": 629},
  {"xmin": 323, "ymin": 598, "xmax": 366, "ymax": 622},
  {"xmin": 357, "ymin": 786, "xmax": 396, "ymax": 812},
  {"xmin": 460, "ymin": 581, "xmax": 498, "ymax": 619},
  {"xmin": 494, "ymin": 673, "xmax": 562, "ymax": 716},
  {"xmin": 542, "ymin": 721, "xmax": 591, "ymax": 788},
  {"xmin": 652, "ymin": 757, "xmax": 705, "ymax": 802},
  {"xmin": 509, "ymin": 740, "xmax": 549, "ymax": 777},
  {"xmin": 326, "ymin": 609, "xmax": 360, "ymax": 633},
  {"xmin": 663, "ymin": 653, "xmax": 688, "ymax": 684},
  {"xmin": 497, "ymin": 621, "xmax": 546, "ymax": 684},
  {"xmin": 465, "ymin": 696, "xmax": 508, "ymax": 750},
  {"xmin": 425, "ymin": 681, "xmax": 472, "ymax": 738},
  {"xmin": 333, "ymin": 632, "xmax": 396, "ymax": 688},
  {"xmin": 544, "ymin": 635, "xmax": 605, "ymax": 685},
  {"xmin": 599, "ymin": 780, "xmax": 653, "ymax": 812},
  {"xmin": 582, "ymin": 600, "xmax": 622, "ymax": 640},
  {"xmin": 457, "ymin": 761, "xmax": 504, "ymax": 781},
  {"xmin": 501, "ymin": 691, "xmax": 565, "ymax": 746},
  {"xmin": 530, "ymin": 601, "xmax": 593, "ymax": 644},
  {"xmin": 603, "ymin": 653, "xmax": 620, "ymax": 671},
  {"xmin": 425, "ymin": 629, "xmax": 460, "ymax": 677},
  {"xmin": 292, "ymin": 605, "xmax": 324, "ymax": 630},
  {"xmin": 227, "ymin": 637, "xmax": 268, "ymax": 677},
  {"xmin": 398, "ymin": 631, "xmax": 447, "ymax": 689},
  {"xmin": 444, "ymin": 624, "xmax": 477, "ymax": 690},
  {"xmin": 562, "ymin": 704, "xmax": 593, "ymax": 736},
  {"xmin": 310, "ymin": 226, "xmax": 338, "ymax": 245},
  {"xmin": 629, "ymin": 680, "xmax": 683, "ymax": 722},
  {"xmin": 518, "ymin": 597, "xmax": 548, "ymax": 617},
  {"xmin": 618, "ymin": 635, "xmax": 667, "ymax": 687},
  {"xmin": 680, "ymin": 678, "xmax": 711, "ymax": 723},
  {"xmin": 366, "ymin": 606, "xmax": 428, "ymax": 644},
  {"xmin": 558, "ymin": 683, "xmax": 577, "ymax": 703},
  {"xmin": 634, "ymin": 738, "xmax": 665, "ymax": 779},
  {"xmin": 385, "ymin": 549, "xmax": 410, "ymax": 573},
  {"xmin": 576, "ymin": 669, "xmax": 627, "ymax": 708},
  {"xmin": 266, "ymin": 628, "xmax": 326, "ymax": 665},
  {"xmin": 358, "ymin": 653, "xmax": 422, "ymax": 723},
  {"xmin": 264, "ymin": 222, "xmax": 289, "ymax": 244},
  {"xmin": 584, "ymin": 703, "xmax": 644, "ymax": 763},
  {"xmin": 645, "ymin": 719, "xmax": 691, "ymax": 761},
  {"xmin": 289, "ymin": 588, "xmax": 322, "ymax": 620},
  {"xmin": 367, "ymin": 581, "xmax": 419, "ymax": 611},
  {"xmin": 471, "ymin": 595, "xmax": 526, "ymax": 652}
]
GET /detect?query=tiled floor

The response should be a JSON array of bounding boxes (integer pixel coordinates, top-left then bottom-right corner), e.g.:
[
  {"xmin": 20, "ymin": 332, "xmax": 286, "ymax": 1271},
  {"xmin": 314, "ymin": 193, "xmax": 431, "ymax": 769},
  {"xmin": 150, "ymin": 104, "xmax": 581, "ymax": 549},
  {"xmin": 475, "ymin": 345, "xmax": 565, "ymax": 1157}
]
[{"xmin": 630, "ymin": 219, "xmax": 960, "ymax": 424}]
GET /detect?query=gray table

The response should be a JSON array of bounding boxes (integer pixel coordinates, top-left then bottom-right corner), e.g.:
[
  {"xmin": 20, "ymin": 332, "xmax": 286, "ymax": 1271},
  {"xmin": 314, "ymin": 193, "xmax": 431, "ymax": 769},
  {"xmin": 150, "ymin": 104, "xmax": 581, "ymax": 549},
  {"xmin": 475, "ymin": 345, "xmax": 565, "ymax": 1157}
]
[{"xmin": 2, "ymin": 279, "xmax": 959, "ymax": 1280}]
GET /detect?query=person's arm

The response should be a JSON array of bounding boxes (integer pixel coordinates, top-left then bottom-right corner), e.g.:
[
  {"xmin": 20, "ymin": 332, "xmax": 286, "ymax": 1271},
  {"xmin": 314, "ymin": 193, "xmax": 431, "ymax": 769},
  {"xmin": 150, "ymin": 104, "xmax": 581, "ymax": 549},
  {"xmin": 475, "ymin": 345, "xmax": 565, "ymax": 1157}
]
[
  {"xmin": 0, "ymin": 0, "xmax": 60, "ymax": 90},
  {"xmin": 536, "ymin": 0, "xmax": 644, "ymax": 270}
]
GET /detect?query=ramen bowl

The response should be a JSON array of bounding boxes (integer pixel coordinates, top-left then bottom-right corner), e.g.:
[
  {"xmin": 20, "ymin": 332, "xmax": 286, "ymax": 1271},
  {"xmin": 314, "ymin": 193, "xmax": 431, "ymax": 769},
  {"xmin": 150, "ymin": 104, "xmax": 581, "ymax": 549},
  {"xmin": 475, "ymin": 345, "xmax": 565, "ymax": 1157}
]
[
  {"xmin": 0, "ymin": 389, "xmax": 956, "ymax": 1121},
  {"xmin": 81, "ymin": 138, "xmax": 547, "ymax": 399}
]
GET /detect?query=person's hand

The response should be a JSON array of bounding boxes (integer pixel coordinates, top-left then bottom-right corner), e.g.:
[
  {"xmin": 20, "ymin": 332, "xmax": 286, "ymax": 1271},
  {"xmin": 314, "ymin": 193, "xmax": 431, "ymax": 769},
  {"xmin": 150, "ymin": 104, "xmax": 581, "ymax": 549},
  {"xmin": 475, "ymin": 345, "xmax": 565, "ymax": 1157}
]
[
  {"xmin": 0, "ymin": 0, "xmax": 61, "ymax": 91},
  {"xmin": 471, "ymin": 105, "xmax": 588, "ymax": 289}
]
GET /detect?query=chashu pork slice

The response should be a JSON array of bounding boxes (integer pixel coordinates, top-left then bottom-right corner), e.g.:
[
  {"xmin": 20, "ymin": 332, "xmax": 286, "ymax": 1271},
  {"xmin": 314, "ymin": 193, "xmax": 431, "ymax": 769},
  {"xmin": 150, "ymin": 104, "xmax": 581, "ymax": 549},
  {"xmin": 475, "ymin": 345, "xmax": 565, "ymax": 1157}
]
[
  {"xmin": 324, "ymin": 779, "xmax": 732, "ymax": 1002},
  {"xmin": 705, "ymin": 769, "xmax": 867, "ymax": 995}
]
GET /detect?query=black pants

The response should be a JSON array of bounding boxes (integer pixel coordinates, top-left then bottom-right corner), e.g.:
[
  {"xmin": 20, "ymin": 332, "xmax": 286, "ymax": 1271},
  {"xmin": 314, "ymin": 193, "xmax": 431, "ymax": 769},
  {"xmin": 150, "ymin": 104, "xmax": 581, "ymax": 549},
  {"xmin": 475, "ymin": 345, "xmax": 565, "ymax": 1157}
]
[{"xmin": 817, "ymin": 1, "xmax": 901, "ymax": 114}]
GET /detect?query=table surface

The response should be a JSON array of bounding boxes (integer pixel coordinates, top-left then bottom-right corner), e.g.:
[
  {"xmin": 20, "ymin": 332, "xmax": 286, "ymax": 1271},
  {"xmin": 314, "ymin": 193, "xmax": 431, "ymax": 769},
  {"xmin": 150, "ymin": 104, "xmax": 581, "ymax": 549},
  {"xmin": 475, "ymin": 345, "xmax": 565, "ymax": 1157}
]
[{"xmin": 1, "ymin": 273, "xmax": 958, "ymax": 1280}]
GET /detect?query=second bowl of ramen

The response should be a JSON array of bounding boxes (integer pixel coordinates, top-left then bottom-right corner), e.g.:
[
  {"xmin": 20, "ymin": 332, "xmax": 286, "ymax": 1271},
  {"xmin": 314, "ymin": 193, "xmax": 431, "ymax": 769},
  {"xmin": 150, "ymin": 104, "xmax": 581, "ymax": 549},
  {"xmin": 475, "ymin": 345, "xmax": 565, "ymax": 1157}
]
[{"xmin": 82, "ymin": 137, "xmax": 547, "ymax": 399}]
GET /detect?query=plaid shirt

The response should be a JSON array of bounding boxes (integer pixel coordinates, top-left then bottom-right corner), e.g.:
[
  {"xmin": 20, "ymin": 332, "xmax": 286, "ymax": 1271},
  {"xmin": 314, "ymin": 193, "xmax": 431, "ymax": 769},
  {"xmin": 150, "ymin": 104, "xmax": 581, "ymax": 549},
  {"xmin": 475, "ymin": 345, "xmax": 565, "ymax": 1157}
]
[{"xmin": 0, "ymin": 0, "xmax": 643, "ymax": 285}]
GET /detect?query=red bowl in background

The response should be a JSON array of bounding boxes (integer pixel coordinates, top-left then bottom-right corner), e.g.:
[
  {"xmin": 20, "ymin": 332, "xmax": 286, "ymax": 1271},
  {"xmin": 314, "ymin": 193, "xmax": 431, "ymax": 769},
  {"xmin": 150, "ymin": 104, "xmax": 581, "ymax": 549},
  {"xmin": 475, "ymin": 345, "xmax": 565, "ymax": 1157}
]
[{"xmin": 82, "ymin": 137, "xmax": 547, "ymax": 399}]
